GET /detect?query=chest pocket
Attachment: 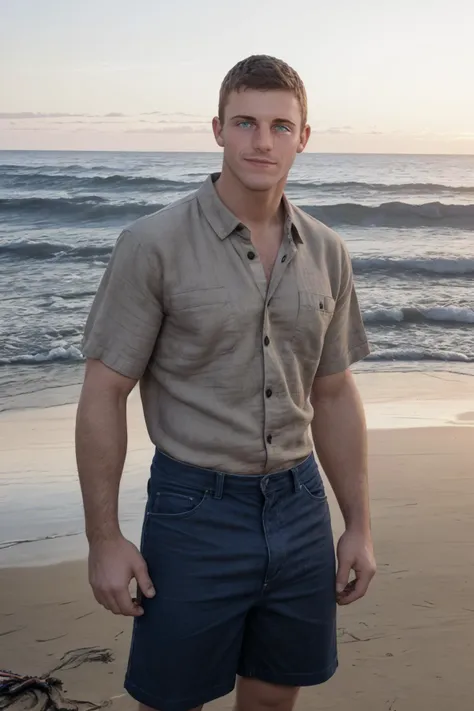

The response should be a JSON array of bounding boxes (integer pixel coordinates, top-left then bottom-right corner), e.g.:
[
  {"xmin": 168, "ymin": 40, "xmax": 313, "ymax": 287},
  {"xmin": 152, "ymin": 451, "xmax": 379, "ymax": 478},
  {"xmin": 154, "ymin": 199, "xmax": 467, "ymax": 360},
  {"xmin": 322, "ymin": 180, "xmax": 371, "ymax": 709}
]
[
  {"xmin": 291, "ymin": 287, "xmax": 336, "ymax": 365},
  {"xmin": 156, "ymin": 286, "xmax": 238, "ymax": 373}
]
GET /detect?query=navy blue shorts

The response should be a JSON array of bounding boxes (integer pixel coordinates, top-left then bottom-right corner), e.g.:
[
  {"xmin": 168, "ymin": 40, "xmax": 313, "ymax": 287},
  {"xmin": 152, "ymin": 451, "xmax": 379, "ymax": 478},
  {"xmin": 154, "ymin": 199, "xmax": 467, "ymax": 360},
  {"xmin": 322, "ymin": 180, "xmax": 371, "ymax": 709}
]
[{"xmin": 124, "ymin": 450, "xmax": 338, "ymax": 711}]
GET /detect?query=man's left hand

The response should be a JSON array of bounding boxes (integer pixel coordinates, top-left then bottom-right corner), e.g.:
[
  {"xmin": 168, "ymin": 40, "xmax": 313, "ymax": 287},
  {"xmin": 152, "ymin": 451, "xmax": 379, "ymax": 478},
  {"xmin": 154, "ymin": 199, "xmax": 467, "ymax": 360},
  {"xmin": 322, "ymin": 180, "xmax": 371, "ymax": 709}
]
[{"xmin": 335, "ymin": 529, "xmax": 376, "ymax": 605}]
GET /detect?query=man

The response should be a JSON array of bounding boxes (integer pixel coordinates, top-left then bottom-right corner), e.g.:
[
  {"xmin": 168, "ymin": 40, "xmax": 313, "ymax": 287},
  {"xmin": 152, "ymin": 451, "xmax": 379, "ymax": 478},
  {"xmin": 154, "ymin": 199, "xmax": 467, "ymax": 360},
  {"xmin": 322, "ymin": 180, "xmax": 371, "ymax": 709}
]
[{"xmin": 75, "ymin": 54, "xmax": 376, "ymax": 711}]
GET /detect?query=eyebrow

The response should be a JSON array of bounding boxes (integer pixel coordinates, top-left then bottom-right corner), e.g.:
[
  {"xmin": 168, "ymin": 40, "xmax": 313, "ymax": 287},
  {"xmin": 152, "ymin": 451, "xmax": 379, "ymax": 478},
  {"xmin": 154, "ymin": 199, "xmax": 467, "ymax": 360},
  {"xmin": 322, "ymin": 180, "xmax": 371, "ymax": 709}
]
[{"xmin": 230, "ymin": 114, "xmax": 296, "ymax": 127}]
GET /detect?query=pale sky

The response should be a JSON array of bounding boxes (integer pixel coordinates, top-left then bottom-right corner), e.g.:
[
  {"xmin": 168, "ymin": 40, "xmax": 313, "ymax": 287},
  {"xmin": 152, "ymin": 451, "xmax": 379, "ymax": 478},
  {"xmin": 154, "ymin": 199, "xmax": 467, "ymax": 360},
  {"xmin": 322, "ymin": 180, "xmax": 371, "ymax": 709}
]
[{"xmin": 1, "ymin": 0, "xmax": 473, "ymax": 153}]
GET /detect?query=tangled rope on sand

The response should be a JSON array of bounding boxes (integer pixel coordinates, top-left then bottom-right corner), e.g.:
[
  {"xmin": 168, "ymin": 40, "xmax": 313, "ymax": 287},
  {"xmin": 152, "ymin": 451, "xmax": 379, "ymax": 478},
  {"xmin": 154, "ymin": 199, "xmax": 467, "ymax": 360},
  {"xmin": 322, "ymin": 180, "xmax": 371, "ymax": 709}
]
[
  {"xmin": 0, "ymin": 647, "xmax": 114, "ymax": 711},
  {"xmin": 49, "ymin": 647, "xmax": 115, "ymax": 674}
]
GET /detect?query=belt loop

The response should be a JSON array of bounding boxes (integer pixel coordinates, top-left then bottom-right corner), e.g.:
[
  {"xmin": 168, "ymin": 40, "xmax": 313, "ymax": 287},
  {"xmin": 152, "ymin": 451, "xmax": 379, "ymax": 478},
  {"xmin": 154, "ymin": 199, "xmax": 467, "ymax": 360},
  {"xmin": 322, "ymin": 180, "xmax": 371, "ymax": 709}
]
[
  {"xmin": 291, "ymin": 467, "xmax": 302, "ymax": 493},
  {"xmin": 213, "ymin": 472, "xmax": 225, "ymax": 499}
]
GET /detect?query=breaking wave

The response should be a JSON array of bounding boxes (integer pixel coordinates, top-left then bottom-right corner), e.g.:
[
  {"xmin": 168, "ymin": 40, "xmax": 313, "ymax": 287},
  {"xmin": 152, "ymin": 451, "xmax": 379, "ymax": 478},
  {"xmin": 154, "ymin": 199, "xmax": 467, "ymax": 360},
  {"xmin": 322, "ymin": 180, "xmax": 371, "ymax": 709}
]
[
  {"xmin": 366, "ymin": 348, "xmax": 473, "ymax": 363},
  {"xmin": 352, "ymin": 256, "xmax": 474, "ymax": 277},
  {"xmin": 364, "ymin": 305, "xmax": 474, "ymax": 325}
]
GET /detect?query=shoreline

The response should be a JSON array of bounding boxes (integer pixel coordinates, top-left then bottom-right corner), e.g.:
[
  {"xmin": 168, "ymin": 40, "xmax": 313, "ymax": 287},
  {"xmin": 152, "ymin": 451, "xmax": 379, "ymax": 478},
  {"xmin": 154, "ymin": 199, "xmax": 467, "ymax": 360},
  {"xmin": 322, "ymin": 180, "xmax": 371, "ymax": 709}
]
[
  {"xmin": 1, "ymin": 424, "xmax": 473, "ymax": 569},
  {"xmin": 1, "ymin": 362, "xmax": 474, "ymax": 415},
  {"xmin": 1, "ymin": 365, "xmax": 473, "ymax": 414},
  {"xmin": 1, "ymin": 370, "xmax": 473, "ymax": 570}
]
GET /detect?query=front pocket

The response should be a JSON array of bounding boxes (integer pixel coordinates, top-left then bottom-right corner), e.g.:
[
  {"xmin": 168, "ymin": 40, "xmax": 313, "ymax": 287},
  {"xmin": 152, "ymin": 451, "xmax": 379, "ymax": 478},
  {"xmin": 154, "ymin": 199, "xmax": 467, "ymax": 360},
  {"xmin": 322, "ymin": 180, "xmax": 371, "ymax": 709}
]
[
  {"xmin": 291, "ymin": 289, "xmax": 335, "ymax": 371},
  {"xmin": 300, "ymin": 470, "xmax": 327, "ymax": 502},
  {"xmin": 148, "ymin": 490, "xmax": 208, "ymax": 519},
  {"xmin": 298, "ymin": 289, "xmax": 335, "ymax": 316},
  {"xmin": 301, "ymin": 483, "xmax": 327, "ymax": 502}
]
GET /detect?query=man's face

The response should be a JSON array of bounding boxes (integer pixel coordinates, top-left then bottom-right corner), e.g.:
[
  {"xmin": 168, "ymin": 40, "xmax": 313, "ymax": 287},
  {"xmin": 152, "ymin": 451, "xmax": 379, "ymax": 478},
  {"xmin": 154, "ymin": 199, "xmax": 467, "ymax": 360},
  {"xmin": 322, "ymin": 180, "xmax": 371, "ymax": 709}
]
[{"xmin": 213, "ymin": 88, "xmax": 310, "ymax": 191}]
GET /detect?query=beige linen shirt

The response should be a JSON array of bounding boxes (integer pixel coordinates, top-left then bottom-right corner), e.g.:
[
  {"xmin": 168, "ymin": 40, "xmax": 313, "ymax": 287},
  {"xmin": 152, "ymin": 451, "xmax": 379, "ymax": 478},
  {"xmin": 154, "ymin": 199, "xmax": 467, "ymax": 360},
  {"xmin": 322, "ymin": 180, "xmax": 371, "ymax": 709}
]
[{"xmin": 81, "ymin": 174, "xmax": 370, "ymax": 474}]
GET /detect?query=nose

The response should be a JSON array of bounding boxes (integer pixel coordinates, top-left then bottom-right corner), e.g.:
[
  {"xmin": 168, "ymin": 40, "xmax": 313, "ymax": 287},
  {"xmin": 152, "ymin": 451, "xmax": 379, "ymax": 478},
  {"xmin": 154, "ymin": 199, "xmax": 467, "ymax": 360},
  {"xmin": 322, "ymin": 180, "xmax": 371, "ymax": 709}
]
[{"xmin": 252, "ymin": 124, "xmax": 273, "ymax": 152}]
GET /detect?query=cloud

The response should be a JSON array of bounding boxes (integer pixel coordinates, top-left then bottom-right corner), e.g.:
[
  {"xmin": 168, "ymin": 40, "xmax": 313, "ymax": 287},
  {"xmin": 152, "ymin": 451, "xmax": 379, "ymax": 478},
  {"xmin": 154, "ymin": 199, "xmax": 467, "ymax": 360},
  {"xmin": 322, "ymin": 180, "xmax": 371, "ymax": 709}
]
[
  {"xmin": 126, "ymin": 125, "xmax": 210, "ymax": 134},
  {"xmin": 9, "ymin": 126, "xmax": 44, "ymax": 131},
  {"xmin": 46, "ymin": 119, "xmax": 129, "ymax": 126},
  {"xmin": 0, "ymin": 112, "xmax": 89, "ymax": 119},
  {"xmin": 451, "ymin": 132, "xmax": 474, "ymax": 140},
  {"xmin": 1, "ymin": 113, "xmax": 210, "ymax": 135},
  {"xmin": 311, "ymin": 126, "xmax": 390, "ymax": 136},
  {"xmin": 73, "ymin": 127, "xmax": 105, "ymax": 133},
  {"xmin": 142, "ymin": 111, "xmax": 207, "ymax": 118},
  {"xmin": 0, "ymin": 111, "xmax": 127, "ymax": 120},
  {"xmin": 0, "ymin": 111, "xmax": 210, "ymax": 130},
  {"xmin": 312, "ymin": 126, "xmax": 355, "ymax": 135},
  {"xmin": 138, "ymin": 119, "xmax": 209, "ymax": 126}
]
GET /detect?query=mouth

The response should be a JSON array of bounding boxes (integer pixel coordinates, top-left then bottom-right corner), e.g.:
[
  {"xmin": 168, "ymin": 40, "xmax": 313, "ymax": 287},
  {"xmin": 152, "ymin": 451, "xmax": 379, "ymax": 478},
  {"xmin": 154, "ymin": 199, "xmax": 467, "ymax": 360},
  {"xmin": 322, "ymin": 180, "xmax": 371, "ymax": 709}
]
[{"xmin": 244, "ymin": 158, "xmax": 277, "ymax": 166}]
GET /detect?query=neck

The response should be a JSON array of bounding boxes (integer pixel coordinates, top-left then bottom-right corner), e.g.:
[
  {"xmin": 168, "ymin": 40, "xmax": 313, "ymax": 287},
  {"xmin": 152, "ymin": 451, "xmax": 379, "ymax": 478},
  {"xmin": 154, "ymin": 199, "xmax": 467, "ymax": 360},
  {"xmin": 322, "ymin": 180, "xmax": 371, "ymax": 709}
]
[{"xmin": 215, "ymin": 163, "xmax": 287, "ymax": 228}]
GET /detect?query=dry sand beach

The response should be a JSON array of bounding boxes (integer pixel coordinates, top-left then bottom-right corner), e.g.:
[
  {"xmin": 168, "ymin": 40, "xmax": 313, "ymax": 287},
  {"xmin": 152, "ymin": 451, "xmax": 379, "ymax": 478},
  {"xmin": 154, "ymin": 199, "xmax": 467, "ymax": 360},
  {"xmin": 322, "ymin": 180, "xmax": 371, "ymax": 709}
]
[{"xmin": 1, "ymin": 371, "xmax": 473, "ymax": 710}]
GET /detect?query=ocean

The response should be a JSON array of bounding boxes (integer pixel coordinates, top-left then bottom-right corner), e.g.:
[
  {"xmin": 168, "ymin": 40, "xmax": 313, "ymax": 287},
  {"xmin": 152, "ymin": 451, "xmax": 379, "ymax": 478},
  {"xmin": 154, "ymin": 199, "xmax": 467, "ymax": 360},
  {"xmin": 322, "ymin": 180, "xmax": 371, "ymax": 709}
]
[{"xmin": 1, "ymin": 150, "xmax": 473, "ymax": 412}]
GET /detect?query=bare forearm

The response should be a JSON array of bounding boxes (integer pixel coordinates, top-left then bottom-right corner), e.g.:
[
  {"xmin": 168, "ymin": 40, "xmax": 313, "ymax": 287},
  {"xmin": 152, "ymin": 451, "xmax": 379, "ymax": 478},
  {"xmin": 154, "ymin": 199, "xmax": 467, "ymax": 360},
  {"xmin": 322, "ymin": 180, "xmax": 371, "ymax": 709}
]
[
  {"xmin": 311, "ymin": 375, "xmax": 370, "ymax": 533},
  {"xmin": 75, "ymin": 389, "xmax": 128, "ymax": 544}
]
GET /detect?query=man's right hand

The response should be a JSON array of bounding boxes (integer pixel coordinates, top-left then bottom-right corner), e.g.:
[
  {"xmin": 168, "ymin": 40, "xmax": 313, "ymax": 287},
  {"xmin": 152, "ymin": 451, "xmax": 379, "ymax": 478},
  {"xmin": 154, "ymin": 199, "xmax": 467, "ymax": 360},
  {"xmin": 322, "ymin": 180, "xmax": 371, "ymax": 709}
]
[{"xmin": 88, "ymin": 534, "xmax": 156, "ymax": 616}]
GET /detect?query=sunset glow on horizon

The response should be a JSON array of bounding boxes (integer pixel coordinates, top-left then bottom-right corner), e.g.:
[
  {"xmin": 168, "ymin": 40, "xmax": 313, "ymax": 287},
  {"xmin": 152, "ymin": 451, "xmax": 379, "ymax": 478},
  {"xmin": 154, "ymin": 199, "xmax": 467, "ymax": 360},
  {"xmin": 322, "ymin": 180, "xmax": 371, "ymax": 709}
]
[{"xmin": 2, "ymin": 0, "xmax": 473, "ymax": 154}]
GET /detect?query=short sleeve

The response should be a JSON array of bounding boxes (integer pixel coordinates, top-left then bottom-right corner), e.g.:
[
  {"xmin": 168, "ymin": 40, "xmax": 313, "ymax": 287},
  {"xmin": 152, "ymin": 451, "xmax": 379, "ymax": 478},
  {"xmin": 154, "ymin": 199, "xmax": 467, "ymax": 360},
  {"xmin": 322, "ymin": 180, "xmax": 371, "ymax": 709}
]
[
  {"xmin": 315, "ymin": 245, "xmax": 370, "ymax": 377},
  {"xmin": 81, "ymin": 228, "xmax": 163, "ymax": 380}
]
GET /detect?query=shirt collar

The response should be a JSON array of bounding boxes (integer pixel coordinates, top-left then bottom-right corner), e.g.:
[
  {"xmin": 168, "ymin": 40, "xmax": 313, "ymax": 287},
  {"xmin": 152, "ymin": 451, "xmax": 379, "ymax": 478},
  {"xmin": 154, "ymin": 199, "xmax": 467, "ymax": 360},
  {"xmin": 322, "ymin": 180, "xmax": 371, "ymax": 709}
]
[{"xmin": 196, "ymin": 173, "xmax": 304, "ymax": 244}]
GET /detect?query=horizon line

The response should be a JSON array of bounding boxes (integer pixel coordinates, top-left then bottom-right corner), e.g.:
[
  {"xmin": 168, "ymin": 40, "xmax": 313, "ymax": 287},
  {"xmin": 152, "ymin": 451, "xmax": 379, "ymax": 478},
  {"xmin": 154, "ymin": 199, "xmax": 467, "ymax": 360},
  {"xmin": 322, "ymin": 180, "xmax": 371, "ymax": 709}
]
[{"xmin": 1, "ymin": 148, "xmax": 474, "ymax": 158}]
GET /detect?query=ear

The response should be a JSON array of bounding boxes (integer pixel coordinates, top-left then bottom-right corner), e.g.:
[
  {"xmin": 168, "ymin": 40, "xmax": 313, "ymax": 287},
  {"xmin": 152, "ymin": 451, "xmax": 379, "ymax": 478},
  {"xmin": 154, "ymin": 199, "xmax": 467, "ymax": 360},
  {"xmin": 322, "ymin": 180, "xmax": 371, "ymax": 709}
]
[
  {"xmin": 297, "ymin": 124, "xmax": 311, "ymax": 154},
  {"xmin": 212, "ymin": 116, "xmax": 225, "ymax": 147}
]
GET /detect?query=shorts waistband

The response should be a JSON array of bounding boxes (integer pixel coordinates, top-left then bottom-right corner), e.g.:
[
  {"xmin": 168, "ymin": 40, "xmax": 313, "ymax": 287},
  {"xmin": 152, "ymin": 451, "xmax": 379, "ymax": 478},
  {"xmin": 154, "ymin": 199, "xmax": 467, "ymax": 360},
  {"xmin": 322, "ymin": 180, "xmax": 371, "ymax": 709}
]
[{"xmin": 150, "ymin": 448, "xmax": 319, "ymax": 498}]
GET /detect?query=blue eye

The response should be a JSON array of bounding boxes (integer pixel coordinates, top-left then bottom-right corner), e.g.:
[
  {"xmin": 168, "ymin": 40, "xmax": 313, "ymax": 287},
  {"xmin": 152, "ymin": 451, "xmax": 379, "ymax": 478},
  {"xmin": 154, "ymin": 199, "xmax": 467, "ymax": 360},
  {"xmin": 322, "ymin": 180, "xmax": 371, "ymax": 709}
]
[
  {"xmin": 238, "ymin": 121, "xmax": 252, "ymax": 129},
  {"xmin": 274, "ymin": 124, "xmax": 290, "ymax": 132}
]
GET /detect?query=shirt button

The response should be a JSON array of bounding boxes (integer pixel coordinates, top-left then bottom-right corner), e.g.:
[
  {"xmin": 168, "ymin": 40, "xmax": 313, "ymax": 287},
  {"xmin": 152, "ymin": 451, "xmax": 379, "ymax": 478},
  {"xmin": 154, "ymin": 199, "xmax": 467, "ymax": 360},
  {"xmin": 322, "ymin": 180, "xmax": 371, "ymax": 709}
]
[
  {"xmin": 264, "ymin": 336, "xmax": 270, "ymax": 346},
  {"xmin": 265, "ymin": 388, "xmax": 273, "ymax": 398},
  {"xmin": 281, "ymin": 255, "xmax": 287, "ymax": 263},
  {"xmin": 266, "ymin": 434, "xmax": 273, "ymax": 444},
  {"xmin": 247, "ymin": 251, "xmax": 256, "ymax": 260}
]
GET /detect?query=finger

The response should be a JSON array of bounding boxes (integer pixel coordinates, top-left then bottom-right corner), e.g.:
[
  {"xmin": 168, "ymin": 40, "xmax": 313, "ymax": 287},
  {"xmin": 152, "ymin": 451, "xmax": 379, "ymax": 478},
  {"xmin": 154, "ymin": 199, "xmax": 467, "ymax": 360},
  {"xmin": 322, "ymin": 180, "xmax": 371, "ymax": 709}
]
[
  {"xmin": 336, "ymin": 578, "xmax": 356, "ymax": 605},
  {"xmin": 105, "ymin": 595, "xmax": 123, "ymax": 615},
  {"xmin": 95, "ymin": 590, "xmax": 122, "ymax": 615},
  {"xmin": 91, "ymin": 588, "xmax": 113, "ymax": 612},
  {"xmin": 338, "ymin": 571, "xmax": 371, "ymax": 605},
  {"xmin": 93, "ymin": 582, "xmax": 132, "ymax": 615},
  {"xmin": 335, "ymin": 557, "xmax": 352, "ymax": 595},
  {"xmin": 113, "ymin": 588, "xmax": 144, "ymax": 617},
  {"xmin": 134, "ymin": 559, "xmax": 156, "ymax": 599}
]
